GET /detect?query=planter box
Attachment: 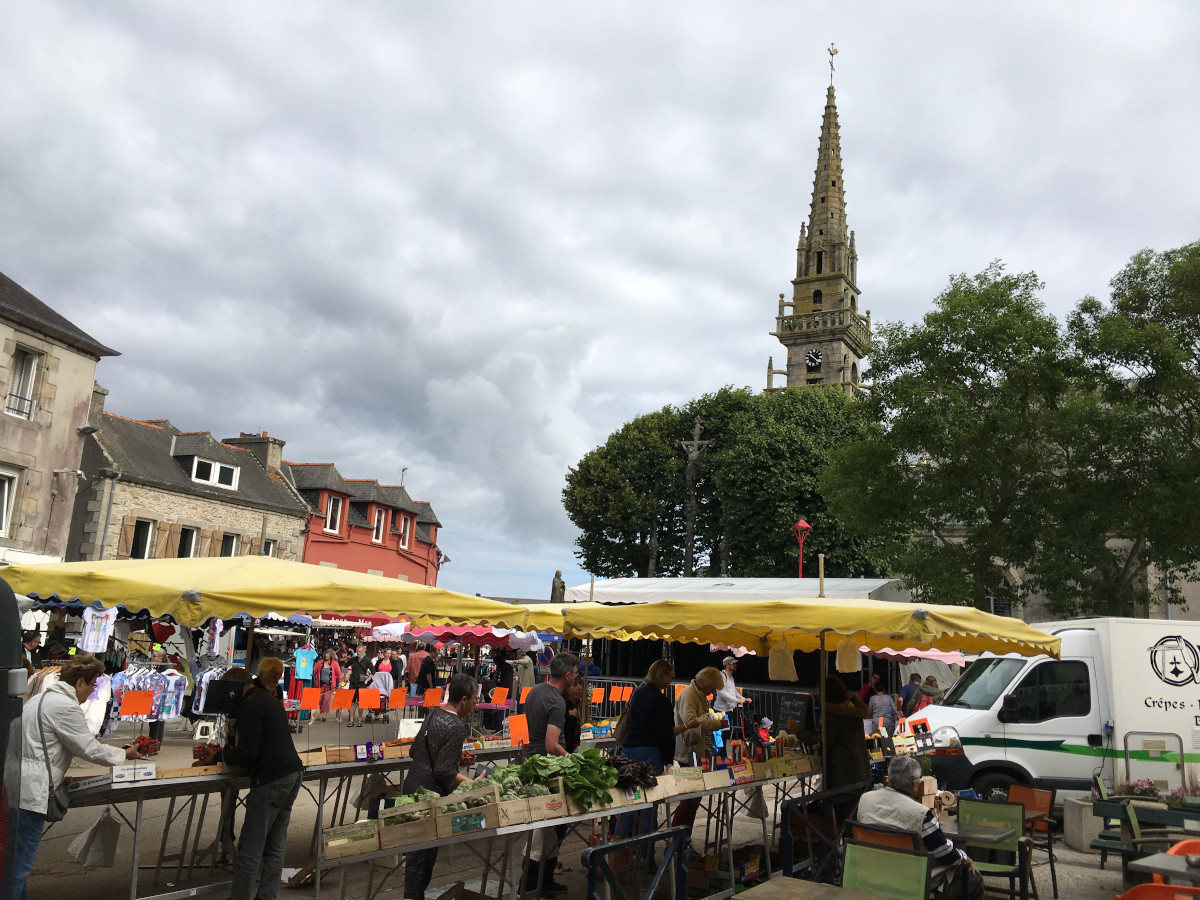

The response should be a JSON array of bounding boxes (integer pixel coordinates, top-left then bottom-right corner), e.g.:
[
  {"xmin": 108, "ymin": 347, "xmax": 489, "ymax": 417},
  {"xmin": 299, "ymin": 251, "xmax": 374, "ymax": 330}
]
[{"xmin": 1064, "ymin": 798, "xmax": 1104, "ymax": 853}]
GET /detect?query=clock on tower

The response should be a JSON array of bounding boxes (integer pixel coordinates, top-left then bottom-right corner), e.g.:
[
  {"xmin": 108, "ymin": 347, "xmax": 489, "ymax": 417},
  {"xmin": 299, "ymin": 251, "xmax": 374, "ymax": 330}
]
[{"xmin": 805, "ymin": 349, "xmax": 822, "ymax": 371}]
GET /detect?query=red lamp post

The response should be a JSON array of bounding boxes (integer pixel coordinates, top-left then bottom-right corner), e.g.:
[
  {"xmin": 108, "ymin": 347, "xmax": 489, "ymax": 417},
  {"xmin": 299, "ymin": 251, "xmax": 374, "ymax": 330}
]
[{"xmin": 791, "ymin": 519, "xmax": 812, "ymax": 579}]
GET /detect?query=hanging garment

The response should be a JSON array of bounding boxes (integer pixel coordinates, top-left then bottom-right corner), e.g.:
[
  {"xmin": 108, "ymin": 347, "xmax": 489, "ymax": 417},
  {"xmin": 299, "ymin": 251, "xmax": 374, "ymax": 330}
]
[{"xmin": 79, "ymin": 608, "xmax": 118, "ymax": 653}]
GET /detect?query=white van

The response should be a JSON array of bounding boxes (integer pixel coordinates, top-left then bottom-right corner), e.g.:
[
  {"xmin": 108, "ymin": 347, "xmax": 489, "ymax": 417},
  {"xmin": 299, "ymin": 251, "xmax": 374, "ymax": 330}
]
[{"xmin": 922, "ymin": 617, "xmax": 1200, "ymax": 799}]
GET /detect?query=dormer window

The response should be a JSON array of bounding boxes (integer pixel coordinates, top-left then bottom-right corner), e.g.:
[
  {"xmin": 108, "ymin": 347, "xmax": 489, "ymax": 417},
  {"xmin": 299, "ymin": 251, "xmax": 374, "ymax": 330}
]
[
  {"xmin": 399, "ymin": 514, "xmax": 411, "ymax": 549},
  {"xmin": 325, "ymin": 496, "xmax": 343, "ymax": 534},
  {"xmin": 372, "ymin": 508, "xmax": 387, "ymax": 543},
  {"xmin": 192, "ymin": 457, "xmax": 240, "ymax": 490}
]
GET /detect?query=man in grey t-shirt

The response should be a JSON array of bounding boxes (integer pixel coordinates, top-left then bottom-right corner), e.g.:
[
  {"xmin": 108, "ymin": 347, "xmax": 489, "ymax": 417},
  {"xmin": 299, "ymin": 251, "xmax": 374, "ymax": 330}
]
[{"xmin": 523, "ymin": 652, "xmax": 579, "ymax": 894}]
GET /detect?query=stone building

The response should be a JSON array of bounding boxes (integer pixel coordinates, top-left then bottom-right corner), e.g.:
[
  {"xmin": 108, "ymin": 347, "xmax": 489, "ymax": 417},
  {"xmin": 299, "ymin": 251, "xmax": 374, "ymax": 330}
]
[
  {"xmin": 67, "ymin": 411, "xmax": 309, "ymax": 562},
  {"xmin": 285, "ymin": 462, "xmax": 444, "ymax": 586},
  {"xmin": 0, "ymin": 270, "xmax": 118, "ymax": 563},
  {"xmin": 768, "ymin": 83, "xmax": 871, "ymax": 392}
]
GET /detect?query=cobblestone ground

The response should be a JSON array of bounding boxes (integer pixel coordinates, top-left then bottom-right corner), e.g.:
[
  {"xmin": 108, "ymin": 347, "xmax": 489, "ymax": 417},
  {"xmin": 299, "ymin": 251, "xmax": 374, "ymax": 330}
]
[{"xmin": 25, "ymin": 719, "xmax": 1127, "ymax": 900}]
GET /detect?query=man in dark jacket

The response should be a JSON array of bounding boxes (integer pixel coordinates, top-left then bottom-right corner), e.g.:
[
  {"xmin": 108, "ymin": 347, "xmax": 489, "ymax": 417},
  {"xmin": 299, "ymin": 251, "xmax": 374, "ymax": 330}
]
[
  {"xmin": 199, "ymin": 660, "xmax": 302, "ymax": 900},
  {"xmin": 346, "ymin": 644, "xmax": 374, "ymax": 727}
]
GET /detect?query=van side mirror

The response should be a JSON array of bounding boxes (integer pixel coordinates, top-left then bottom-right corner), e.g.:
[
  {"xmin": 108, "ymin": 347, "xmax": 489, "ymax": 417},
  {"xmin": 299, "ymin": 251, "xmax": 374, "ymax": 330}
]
[{"xmin": 998, "ymin": 694, "xmax": 1019, "ymax": 723}]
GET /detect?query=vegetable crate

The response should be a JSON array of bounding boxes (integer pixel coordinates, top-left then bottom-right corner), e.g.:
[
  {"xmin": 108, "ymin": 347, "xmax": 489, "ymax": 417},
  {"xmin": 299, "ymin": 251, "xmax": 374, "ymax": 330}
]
[
  {"xmin": 378, "ymin": 798, "xmax": 437, "ymax": 849},
  {"xmin": 496, "ymin": 796, "xmax": 531, "ymax": 827},
  {"xmin": 322, "ymin": 819, "xmax": 380, "ymax": 860},
  {"xmin": 526, "ymin": 777, "xmax": 569, "ymax": 822},
  {"xmin": 434, "ymin": 783, "xmax": 501, "ymax": 838}
]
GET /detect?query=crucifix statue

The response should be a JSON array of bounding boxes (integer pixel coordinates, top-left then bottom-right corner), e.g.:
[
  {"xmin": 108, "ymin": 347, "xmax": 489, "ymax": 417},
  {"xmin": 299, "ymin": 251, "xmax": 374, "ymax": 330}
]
[{"xmin": 678, "ymin": 418, "xmax": 713, "ymax": 577}]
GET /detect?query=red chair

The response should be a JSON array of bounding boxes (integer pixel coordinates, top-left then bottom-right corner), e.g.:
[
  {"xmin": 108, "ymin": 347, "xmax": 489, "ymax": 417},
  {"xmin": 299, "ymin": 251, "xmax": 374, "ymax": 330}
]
[
  {"xmin": 1152, "ymin": 839, "xmax": 1200, "ymax": 885},
  {"xmin": 1116, "ymin": 885, "xmax": 1200, "ymax": 899}
]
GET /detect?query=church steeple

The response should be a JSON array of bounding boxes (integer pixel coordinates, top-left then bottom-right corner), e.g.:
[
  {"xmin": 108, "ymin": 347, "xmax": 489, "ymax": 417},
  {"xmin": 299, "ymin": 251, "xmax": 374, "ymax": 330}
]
[{"xmin": 768, "ymin": 76, "xmax": 870, "ymax": 394}]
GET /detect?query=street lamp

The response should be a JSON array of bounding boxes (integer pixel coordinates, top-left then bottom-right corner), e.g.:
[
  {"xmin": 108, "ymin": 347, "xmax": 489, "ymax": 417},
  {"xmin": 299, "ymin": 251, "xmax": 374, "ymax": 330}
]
[{"xmin": 791, "ymin": 519, "xmax": 812, "ymax": 579}]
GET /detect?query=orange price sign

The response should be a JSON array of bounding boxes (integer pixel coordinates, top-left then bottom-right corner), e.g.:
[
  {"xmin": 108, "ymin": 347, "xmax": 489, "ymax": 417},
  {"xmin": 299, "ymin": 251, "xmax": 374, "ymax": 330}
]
[
  {"xmin": 358, "ymin": 688, "xmax": 381, "ymax": 710},
  {"xmin": 422, "ymin": 688, "xmax": 442, "ymax": 707},
  {"xmin": 621, "ymin": 685, "xmax": 634, "ymax": 701},
  {"xmin": 300, "ymin": 687, "xmax": 321, "ymax": 711},
  {"xmin": 675, "ymin": 684, "xmax": 685, "ymax": 698},
  {"xmin": 389, "ymin": 688, "xmax": 407, "ymax": 709},
  {"xmin": 119, "ymin": 690, "xmax": 154, "ymax": 717},
  {"xmin": 330, "ymin": 689, "xmax": 354, "ymax": 711},
  {"xmin": 519, "ymin": 686, "xmax": 532, "ymax": 703},
  {"xmin": 490, "ymin": 687, "xmax": 509, "ymax": 705},
  {"xmin": 590, "ymin": 687, "xmax": 604, "ymax": 704},
  {"xmin": 608, "ymin": 685, "xmax": 622, "ymax": 701},
  {"xmin": 508, "ymin": 713, "xmax": 529, "ymax": 747}
]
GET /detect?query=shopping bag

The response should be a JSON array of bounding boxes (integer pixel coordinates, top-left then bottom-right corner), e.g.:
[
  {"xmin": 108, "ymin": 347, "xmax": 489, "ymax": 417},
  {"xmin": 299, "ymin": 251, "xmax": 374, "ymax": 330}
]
[{"xmin": 68, "ymin": 807, "xmax": 122, "ymax": 867}]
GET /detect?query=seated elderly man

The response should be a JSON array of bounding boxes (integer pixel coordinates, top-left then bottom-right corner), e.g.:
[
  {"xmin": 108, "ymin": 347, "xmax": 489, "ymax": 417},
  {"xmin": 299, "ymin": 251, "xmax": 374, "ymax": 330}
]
[{"xmin": 856, "ymin": 755, "xmax": 984, "ymax": 900}]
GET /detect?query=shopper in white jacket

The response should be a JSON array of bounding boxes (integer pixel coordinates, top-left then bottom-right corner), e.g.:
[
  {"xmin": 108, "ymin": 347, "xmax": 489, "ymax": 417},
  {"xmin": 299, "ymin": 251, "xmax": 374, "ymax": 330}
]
[{"xmin": 6, "ymin": 655, "xmax": 145, "ymax": 900}]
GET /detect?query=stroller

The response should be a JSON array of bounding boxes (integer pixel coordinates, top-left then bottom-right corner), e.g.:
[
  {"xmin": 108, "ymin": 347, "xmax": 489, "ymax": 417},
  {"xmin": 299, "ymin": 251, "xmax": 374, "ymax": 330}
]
[{"xmin": 365, "ymin": 670, "xmax": 394, "ymax": 724}]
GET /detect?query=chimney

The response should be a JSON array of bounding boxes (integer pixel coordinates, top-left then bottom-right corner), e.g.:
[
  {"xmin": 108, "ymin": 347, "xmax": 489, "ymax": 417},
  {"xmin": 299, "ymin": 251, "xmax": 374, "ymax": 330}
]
[
  {"xmin": 223, "ymin": 431, "xmax": 285, "ymax": 473},
  {"xmin": 88, "ymin": 382, "xmax": 108, "ymax": 428}
]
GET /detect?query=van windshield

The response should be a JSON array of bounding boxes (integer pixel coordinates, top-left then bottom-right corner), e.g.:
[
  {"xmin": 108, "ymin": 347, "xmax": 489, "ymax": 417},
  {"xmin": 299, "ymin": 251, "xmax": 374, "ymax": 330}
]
[{"xmin": 942, "ymin": 658, "xmax": 1027, "ymax": 710}]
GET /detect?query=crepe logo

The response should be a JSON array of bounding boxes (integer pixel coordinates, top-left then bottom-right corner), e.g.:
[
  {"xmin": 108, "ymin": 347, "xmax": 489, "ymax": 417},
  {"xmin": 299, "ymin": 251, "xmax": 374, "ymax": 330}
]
[{"xmin": 1149, "ymin": 635, "xmax": 1200, "ymax": 687}]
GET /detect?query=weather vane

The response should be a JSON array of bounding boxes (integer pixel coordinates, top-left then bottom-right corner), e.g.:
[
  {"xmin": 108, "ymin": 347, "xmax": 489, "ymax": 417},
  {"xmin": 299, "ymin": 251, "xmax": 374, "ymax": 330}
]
[{"xmin": 828, "ymin": 43, "xmax": 838, "ymax": 84}]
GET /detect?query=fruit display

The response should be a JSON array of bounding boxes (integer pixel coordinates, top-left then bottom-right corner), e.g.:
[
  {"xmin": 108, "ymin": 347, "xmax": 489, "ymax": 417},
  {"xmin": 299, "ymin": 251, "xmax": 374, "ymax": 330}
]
[
  {"xmin": 192, "ymin": 742, "xmax": 221, "ymax": 760},
  {"xmin": 133, "ymin": 735, "xmax": 160, "ymax": 755}
]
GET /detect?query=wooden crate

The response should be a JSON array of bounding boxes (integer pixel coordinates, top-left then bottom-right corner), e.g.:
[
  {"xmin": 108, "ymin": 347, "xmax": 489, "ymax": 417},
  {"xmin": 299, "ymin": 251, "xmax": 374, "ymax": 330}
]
[
  {"xmin": 496, "ymin": 797, "xmax": 531, "ymax": 827},
  {"xmin": 647, "ymin": 775, "xmax": 676, "ymax": 801},
  {"xmin": 378, "ymin": 800, "xmax": 437, "ymax": 849},
  {"xmin": 298, "ymin": 749, "xmax": 328, "ymax": 768},
  {"xmin": 434, "ymin": 784, "xmax": 500, "ymax": 838},
  {"xmin": 322, "ymin": 819, "xmax": 380, "ymax": 860},
  {"xmin": 526, "ymin": 778, "xmax": 569, "ymax": 822},
  {"xmin": 382, "ymin": 743, "xmax": 410, "ymax": 759},
  {"xmin": 325, "ymin": 745, "xmax": 356, "ymax": 763},
  {"xmin": 673, "ymin": 767, "xmax": 706, "ymax": 795}
]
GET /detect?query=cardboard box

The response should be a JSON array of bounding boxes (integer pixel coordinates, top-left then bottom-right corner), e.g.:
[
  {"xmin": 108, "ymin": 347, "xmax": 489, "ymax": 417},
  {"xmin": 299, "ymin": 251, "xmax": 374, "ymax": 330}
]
[
  {"xmin": 703, "ymin": 769, "xmax": 732, "ymax": 791},
  {"xmin": 322, "ymin": 819, "xmax": 380, "ymax": 860},
  {"xmin": 298, "ymin": 749, "xmax": 328, "ymax": 767},
  {"xmin": 113, "ymin": 763, "xmax": 157, "ymax": 783},
  {"xmin": 66, "ymin": 773, "xmax": 113, "ymax": 792},
  {"xmin": 620, "ymin": 785, "xmax": 652, "ymax": 805},
  {"xmin": 326, "ymin": 745, "xmax": 356, "ymax": 763},
  {"xmin": 673, "ymin": 766, "xmax": 706, "ymax": 794},
  {"xmin": 728, "ymin": 762, "xmax": 757, "ymax": 785},
  {"xmin": 704, "ymin": 847, "xmax": 761, "ymax": 885},
  {"xmin": 378, "ymin": 800, "xmax": 437, "ymax": 849},
  {"xmin": 649, "ymin": 775, "xmax": 676, "ymax": 800},
  {"xmin": 566, "ymin": 791, "xmax": 620, "ymax": 817},
  {"xmin": 434, "ymin": 784, "xmax": 500, "ymax": 838},
  {"xmin": 481, "ymin": 738, "xmax": 510, "ymax": 750}
]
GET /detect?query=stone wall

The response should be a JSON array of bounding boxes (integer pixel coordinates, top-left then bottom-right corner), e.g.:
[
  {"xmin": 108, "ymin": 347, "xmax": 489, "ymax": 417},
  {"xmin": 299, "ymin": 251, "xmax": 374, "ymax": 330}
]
[{"xmin": 74, "ymin": 476, "xmax": 305, "ymax": 561}]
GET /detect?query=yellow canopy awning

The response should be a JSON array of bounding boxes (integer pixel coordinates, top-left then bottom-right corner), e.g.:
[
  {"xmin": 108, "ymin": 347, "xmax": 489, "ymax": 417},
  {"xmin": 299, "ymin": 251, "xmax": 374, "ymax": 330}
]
[
  {"xmin": 0, "ymin": 556, "xmax": 525, "ymax": 630},
  {"xmin": 560, "ymin": 597, "xmax": 1060, "ymax": 658}
]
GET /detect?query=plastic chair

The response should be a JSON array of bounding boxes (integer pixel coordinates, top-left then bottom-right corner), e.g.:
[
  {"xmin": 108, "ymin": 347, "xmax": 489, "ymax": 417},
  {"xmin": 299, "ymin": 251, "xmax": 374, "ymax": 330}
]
[
  {"xmin": 958, "ymin": 798, "xmax": 1026, "ymax": 900},
  {"xmin": 1009, "ymin": 784, "xmax": 1058, "ymax": 898},
  {"xmin": 842, "ymin": 840, "xmax": 930, "ymax": 900},
  {"xmin": 1153, "ymin": 839, "xmax": 1200, "ymax": 885},
  {"xmin": 1116, "ymin": 885, "xmax": 1200, "ymax": 899},
  {"xmin": 847, "ymin": 818, "xmax": 923, "ymax": 853}
]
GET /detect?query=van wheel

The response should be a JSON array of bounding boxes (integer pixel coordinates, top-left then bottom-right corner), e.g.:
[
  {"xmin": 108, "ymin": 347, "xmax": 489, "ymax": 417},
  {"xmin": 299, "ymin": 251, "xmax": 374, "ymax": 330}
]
[{"xmin": 971, "ymin": 773, "xmax": 1017, "ymax": 801}]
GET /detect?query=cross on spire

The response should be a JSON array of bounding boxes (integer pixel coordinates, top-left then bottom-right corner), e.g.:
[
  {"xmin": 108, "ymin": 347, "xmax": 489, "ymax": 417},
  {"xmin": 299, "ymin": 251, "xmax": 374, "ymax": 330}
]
[{"xmin": 828, "ymin": 43, "xmax": 838, "ymax": 84}]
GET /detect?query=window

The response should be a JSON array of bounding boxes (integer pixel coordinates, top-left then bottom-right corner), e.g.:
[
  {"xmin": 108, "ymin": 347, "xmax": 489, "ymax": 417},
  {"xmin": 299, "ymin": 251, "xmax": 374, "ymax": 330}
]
[
  {"xmin": 130, "ymin": 519, "xmax": 155, "ymax": 559},
  {"xmin": 0, "ymin": 465, "xmax": 20, "ymax": 536},
  {"xmin": 5, "ymin": 347, "xmax": 38, "ymax": 419},
  {"xmin": 261, "ymin": 538, "xmax": 276, "ymax": 557},
  {"xmin": 177, "ymin": 526, "xmax": 196, "ymax": 558},
  {"xmin": 325, "ymin": 496, "xmax": 342, "ymax": 534},
  {"xmin": 372, "ymin": 508, "xmax": 387, "ymax": 543},
  {"xmin": 1010, "ymin": 660, "xmax": 1091, "ymax": 722},
  {"xmin": 399, "ymin": 514, "xmax": 411, "ymax": 549},
  {"xmin": 191, "ymin": 458, "xmax": 240, "ymax": 490},
  {"xmin": 219, "ymin": 533, "xmax": 239, "ymax": 557},
  {"xmin": 812, "ymin": 290, "xmax": 823, "ymax": 306},
  {"xmin": 816, "ymin": 251, "xmax": 824, "ymax": 274}
]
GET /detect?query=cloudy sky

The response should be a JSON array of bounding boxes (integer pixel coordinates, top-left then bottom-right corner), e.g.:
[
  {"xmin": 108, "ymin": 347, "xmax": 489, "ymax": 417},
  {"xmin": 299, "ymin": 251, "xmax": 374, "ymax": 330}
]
[{"xmin": 2, "ymin": 2, "xmax": 1197, "ymax": 599}]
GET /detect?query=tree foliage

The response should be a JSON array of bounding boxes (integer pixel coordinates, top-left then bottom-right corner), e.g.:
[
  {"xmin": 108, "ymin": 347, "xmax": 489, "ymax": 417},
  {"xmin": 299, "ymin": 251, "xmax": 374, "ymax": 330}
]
[
  {"xmin": 822, "ymin": 250, "xmax": 1200, "ymax": 616},
  {"xmin": 563, "ymin": 386, "xmax": 895, "ymax": 579}
]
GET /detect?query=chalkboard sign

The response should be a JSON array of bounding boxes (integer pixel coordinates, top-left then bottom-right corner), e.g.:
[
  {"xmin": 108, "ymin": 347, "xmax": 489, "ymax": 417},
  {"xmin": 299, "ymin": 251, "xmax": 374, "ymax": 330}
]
[{"xmin": 775, "ymin": 692, "xmax": 815, "ymax": 734}]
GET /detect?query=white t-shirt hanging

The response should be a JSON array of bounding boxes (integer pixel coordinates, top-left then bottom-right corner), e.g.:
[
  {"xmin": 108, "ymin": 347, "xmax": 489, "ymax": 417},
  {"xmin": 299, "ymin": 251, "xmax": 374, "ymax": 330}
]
[{"xmin": 80, "ymin": 607, "xmax": 118, "ymax": 653}]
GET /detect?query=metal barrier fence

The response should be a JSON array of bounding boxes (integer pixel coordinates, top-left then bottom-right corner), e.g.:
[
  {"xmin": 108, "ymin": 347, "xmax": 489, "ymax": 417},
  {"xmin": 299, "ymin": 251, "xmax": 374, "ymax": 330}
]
[{"xmin": 580, "ymin": 826, "xmax": 691, "ymax": 900}]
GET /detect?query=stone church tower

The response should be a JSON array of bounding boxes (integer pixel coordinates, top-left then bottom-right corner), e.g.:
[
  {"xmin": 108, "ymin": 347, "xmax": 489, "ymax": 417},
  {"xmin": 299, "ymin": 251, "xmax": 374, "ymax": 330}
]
[{"xmin": 767, "ymin": 83, "xmax": 870, "ymax": 392}]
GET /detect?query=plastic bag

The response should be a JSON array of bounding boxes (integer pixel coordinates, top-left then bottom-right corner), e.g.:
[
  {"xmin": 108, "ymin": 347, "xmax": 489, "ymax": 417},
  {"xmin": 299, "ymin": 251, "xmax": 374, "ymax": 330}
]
[{"xmin": 68, "ymin": 807, "xmax": 121, "ymax": 867}]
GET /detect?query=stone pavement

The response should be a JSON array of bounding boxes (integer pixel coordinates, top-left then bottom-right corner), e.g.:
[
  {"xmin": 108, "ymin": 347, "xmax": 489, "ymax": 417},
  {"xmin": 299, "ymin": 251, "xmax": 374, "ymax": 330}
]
[{"xmin": 26, "ymin": 718, "xmax": 1128, "ymax": 899}]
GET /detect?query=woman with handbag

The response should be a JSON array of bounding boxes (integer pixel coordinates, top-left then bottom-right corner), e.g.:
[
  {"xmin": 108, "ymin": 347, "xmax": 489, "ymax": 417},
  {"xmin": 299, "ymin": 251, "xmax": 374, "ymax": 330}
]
[{"xmin": 6, "ymin": 655, "xmax": 146, "ymax": 900}]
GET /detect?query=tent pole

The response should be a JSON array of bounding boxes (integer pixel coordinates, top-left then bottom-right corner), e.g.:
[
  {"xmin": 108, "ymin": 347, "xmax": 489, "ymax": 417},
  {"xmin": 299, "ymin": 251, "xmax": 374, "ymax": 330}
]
[{"xmin": 819, "ymin": 630, "xmax": 827, "ymax": 787}]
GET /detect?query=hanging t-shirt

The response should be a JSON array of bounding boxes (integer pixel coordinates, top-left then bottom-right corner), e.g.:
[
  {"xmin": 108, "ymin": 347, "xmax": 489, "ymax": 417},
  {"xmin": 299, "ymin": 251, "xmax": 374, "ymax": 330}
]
[
  {"xmin": 293, "ymin": 647, "xmax": 318, "ymax": 680},
  {"xmin": 80, "ymin": 607, "xmax": 118, "ymax": 653}
]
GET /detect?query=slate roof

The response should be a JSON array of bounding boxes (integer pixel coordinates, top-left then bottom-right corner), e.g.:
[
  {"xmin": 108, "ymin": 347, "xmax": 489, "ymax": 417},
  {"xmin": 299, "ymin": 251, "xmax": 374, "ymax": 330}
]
[
  {"xmin": 91, "ymin": 414, "xmax": 307, "ymax": 515},
  {"xmin": 0, "ymin": 270, "xmax": 119, "ymax": 358},
  {"xmin": 283, "ymin": 462, "xmax": 351, "ymax": 495},
  {"xmin": 412, "ymin": 501, "xmax": 441, "ymax": 527}
]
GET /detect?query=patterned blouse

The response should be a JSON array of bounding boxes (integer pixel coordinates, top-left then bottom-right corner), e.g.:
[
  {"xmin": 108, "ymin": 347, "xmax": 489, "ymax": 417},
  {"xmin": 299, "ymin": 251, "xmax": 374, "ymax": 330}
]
[{"xmin": 402, "ymin": 707, "xmax": 467, "ymax": 796}]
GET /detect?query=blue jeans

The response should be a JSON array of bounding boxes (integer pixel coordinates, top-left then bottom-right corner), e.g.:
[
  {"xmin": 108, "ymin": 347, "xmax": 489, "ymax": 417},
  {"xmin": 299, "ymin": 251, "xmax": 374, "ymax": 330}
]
[
  {"xmin": 3, "ymin": 807, "xmax": 46, "ymax": 900},
  {"xmin": 231, "ymin": 771, "xmax": 302, "ymax": 900}
]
